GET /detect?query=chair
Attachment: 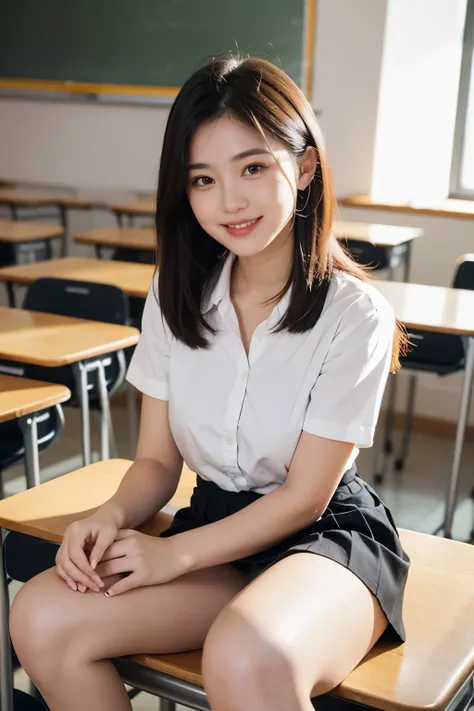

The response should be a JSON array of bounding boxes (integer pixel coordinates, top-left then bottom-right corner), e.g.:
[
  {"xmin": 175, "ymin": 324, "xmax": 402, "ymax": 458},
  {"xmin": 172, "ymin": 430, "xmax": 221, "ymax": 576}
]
[
  {"xmin": 374, "ymin": 255, "xmax": 474, "ymax": 485},
  {"xmin": 1, "ymin": 460, "xmax": 474, "ymax": 711},
  {"xmin": 0, "ymin": 278, "xmax": 131, "ymax": 460},
  {"xmin": 0, "ymin": 405, "xmax": 65, "ymax": 499}
]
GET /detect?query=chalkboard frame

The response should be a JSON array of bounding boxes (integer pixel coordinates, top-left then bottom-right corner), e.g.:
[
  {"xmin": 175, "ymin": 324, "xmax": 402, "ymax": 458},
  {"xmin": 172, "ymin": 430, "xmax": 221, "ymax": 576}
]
[{"xmin": 0, "ymin": 0, "xmax": 316, "ymax": 104}]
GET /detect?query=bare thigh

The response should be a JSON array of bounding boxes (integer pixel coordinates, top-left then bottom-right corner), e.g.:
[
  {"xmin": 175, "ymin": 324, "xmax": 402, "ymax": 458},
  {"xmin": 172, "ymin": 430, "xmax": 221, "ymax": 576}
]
[{"xmin": 11, "ymin": 562, "xmax": 248, "ymax": 663}]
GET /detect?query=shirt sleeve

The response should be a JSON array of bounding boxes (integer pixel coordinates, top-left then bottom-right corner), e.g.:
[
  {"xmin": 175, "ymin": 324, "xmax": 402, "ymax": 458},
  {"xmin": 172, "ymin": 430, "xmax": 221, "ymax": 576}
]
[
  {"xmin": 125, "ymin": 284, "xmax": 171, "ymax": 400},
  {"xmin": 303, "ymin": 294, "xmax": 395, "ymax": 448}
]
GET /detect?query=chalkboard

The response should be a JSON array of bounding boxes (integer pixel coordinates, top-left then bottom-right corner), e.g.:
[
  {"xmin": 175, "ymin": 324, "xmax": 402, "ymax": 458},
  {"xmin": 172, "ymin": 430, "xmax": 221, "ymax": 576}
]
[{"xmin": 0, "ymin": 0, "xmax": 315, "ymax": 101}]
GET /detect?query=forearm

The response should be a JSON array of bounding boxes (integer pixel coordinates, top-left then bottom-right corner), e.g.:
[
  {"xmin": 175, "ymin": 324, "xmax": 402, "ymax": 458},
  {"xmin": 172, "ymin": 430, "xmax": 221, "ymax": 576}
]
[
  {"xmin": 98, "ymin": 458, "xmax": 180, "ymax": 530},
  {"xmin": 171, "ymin": 484, "xmax": 322, "ymax": 574}
]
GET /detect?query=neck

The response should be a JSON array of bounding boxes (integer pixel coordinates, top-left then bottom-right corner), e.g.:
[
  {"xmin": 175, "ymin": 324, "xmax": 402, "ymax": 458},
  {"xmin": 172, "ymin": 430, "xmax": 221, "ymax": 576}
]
[{"xmin": 231, "ymin": 224, "xmax": 294, "ymax": 302}]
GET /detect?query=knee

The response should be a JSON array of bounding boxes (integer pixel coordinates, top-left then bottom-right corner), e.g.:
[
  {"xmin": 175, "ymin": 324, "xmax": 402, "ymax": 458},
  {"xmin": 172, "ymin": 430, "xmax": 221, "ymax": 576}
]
[
  {"xmin": 202, "ymin": 608, "xmax": 295, "ymax": 705},
  {"xmin": 10, "ymin": 573, "xmax": 74, "ymax": 681}
]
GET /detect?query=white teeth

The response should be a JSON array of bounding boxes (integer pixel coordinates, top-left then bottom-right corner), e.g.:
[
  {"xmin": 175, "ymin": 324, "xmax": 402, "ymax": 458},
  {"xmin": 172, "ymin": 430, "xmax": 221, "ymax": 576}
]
[{"xmin": 227, "ymin": 218, "xmax": 258, "ymax": 229}]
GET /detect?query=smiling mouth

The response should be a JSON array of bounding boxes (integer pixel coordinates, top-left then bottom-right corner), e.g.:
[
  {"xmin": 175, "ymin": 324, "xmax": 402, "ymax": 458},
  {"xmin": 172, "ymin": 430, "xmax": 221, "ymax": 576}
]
[{"xmin": 223, "ymin": 217, "xmax": 261, "ymax": 229}]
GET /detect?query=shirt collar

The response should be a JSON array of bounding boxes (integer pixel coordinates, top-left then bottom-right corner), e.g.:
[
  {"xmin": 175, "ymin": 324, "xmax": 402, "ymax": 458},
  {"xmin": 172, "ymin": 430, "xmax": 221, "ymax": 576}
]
[{"xmin": 202, "ymin": 251, "xmax": 293, "ymax": 320}]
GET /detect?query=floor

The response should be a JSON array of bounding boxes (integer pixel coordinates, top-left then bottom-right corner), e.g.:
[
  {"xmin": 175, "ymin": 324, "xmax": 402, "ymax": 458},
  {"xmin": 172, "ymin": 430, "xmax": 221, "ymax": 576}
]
[{"xmin": 6, "ymin": 398, "xmax": 474, "ymax": 710}]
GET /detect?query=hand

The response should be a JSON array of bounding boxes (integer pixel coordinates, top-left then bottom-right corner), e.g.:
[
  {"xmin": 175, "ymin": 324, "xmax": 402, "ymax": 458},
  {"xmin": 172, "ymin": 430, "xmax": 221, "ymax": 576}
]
[
  {"xmin": 55, "ymin": 511, "xmax": 120, "ymax": 593},
  {"xmin": 95, "ymin": 530, "xmax": 186, "ymax": 596}
]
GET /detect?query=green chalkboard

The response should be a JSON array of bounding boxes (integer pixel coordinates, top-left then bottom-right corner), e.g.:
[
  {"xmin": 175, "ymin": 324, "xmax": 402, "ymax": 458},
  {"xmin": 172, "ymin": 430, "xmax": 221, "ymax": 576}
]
[{"xmin": 0, "ymin": 0, "xmax": 315, "ymax": 99}]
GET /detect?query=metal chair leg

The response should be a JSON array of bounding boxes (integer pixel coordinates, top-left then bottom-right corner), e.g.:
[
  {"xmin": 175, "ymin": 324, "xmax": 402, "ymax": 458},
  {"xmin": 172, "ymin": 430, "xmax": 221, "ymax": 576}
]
[
  {"xmin": 394, "ymin": 373, "xmax": 417, "ymax": 472},
  {"xmin": 19, "ymin": 415, "xmax": 41, "ymax": 489},
  {"xmin": 373, "ymin": 375, "xmax": 397, "ymax": 485}
]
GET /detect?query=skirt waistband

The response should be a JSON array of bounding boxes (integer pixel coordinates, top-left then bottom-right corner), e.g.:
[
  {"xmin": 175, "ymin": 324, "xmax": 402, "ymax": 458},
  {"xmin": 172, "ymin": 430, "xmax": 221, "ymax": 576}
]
[{"xmin": 195, "ymin": 461, "xmax": 358, "ymax": 506}]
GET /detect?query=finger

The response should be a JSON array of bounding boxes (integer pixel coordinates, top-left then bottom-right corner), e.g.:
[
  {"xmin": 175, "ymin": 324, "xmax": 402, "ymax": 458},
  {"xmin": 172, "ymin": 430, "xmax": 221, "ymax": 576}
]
[
  {"xmin": 113, "ymin": 529, "xmax": 135, "ymax": 541},
  {"xmin": 105, "ymin": 573, "xmax": 142, "ymax": 597},
  {"xmin": 95, "ymin": 557, "xmax": 133, "ymax": 578},
  {"xmin": 56, "ymin": 564, "xmax": 78, "ymax": 592},
  {"xmin": 62, "ymin": 558, "xmax": 102, "ymax": 592},
  {"xmin": 77, "ymin": 584, "xmax": 87, "ymax": 594},
  {"xmin": 89, "ymin": 530, "xmax": 118, "ymax": 571},
  {"xmin": 100, "ymin": 540, "xmax": 129, "ymax": 563},
  {"xmin": 69, "ymin": 543, "xmax": 104, "ymax": 588}
]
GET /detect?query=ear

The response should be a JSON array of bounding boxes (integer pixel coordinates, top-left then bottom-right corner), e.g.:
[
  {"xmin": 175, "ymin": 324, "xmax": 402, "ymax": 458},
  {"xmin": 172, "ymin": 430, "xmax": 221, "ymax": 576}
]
[{"xmin": 296, "ymin": 146, "xmax": 318, "ymax": 190}]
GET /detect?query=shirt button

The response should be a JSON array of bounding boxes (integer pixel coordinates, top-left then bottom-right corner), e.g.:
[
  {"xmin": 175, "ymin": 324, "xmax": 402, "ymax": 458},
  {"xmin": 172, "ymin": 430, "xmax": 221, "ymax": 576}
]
[{"xmin": 226, "ymin": 436, "xmax": 233, "ymax": 446}]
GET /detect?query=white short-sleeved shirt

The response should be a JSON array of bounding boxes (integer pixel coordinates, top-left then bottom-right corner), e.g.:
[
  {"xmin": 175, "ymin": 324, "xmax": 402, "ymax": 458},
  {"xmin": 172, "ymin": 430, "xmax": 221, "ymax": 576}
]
[{"xmin": 126, "ymin": 254, "xmax": 395, "ymax": 494}]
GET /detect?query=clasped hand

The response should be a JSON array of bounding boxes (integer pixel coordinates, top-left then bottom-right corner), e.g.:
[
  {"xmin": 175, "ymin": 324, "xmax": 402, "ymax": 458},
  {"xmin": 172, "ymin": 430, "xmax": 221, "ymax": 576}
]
[{"xmin": 56, "ymin": 515, "xmax": 186, "ymax": 597}]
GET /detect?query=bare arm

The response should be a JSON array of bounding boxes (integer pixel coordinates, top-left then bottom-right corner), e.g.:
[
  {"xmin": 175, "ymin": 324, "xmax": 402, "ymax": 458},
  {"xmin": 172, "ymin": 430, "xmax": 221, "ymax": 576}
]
[
  {"xmin": 171, "ymin": 432, "xmax": 354, "ymax": 573},
  {"xmin": 99, "ymin": 393, "xmax": 183, "ymax": 530}
]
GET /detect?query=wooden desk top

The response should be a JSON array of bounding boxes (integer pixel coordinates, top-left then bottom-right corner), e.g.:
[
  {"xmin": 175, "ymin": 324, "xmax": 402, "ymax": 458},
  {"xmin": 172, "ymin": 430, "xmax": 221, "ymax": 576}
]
[
  {"xmin": 75, "ymin": 227, "xmax": 155, "ymax": 251},
  {"xmin": 0, "ymin": 188, "xmax": 92, "ymax": 209},
  {"xmin": 78, "ymin": 222, "xmax": 421, "ymax": 250},
  {"xmin": 0, "ymin": 218, "xmax": 63, "ymax": 243},
  {"xmin": 0, "ymin": 374, "xmax": 70, "ymax": 423},
  {"xmin": 376, "ymin": 280, "xmax": 474, "ymax": 336},
  {"xmin": 108, "ymin": 197, "xmax": 156, "ymax": 216},
  {"xmin": 0, "ymin": 307, "xmax": 139, "ymax": 367},
  {"xmin": 339, "ymin": 193, "xmax": 474, "ymax": 220},
  {"xmin": 0, "ymin": 458, "xmax": 472, "ymax": 711},
  {"xmin": 0, "ymin": 257, "xmax": 154, "ymax": 299},
  {"xmin": 334, "ymin": 221, "xmax": 423, "ymax": 246}
]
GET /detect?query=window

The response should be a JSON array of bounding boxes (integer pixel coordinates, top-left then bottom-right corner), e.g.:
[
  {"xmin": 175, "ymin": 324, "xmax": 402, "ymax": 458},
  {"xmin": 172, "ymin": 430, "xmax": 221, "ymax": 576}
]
[{"xmin": 450, "ymin": 0, "xmax": 474, "ymax": 199}]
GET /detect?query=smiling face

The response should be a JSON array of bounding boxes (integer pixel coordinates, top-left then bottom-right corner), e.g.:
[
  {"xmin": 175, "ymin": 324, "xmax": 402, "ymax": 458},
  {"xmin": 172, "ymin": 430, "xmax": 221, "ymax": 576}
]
[{"xmin": 187, "ymin": 113, "xmax": 304, "ymax": 259}]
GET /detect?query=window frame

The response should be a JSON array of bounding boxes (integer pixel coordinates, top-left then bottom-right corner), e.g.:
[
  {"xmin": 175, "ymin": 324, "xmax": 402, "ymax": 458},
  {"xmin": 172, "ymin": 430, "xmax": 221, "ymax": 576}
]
[{"xmin": 450, "ymin": 0, "xmax": 474, "ymax": 200}]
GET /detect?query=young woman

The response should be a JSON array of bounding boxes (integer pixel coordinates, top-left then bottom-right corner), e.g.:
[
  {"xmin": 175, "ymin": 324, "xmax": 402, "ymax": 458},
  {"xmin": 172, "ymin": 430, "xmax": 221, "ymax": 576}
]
[{"xmin": 11, "ymin": 55, "xmax": 410, "ymax": 711}]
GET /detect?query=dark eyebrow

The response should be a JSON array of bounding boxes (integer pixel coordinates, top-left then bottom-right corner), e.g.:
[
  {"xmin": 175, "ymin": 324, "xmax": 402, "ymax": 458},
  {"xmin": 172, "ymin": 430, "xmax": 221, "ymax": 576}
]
[{"xmin": 188, "ymin": 148, "xmax": 271, "ymax": 171}]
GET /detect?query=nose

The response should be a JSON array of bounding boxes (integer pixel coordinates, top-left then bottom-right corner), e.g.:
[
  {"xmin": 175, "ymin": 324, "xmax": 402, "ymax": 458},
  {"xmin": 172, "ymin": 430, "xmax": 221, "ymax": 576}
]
[{"xmin": 221, "ymin": 179, "xmax": 249, "ymax": 214}]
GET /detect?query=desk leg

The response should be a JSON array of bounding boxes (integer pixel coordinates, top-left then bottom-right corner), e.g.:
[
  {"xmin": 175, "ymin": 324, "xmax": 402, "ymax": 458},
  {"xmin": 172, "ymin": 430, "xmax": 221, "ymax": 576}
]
[
  {"xmin": 403, "ymin": 241, "xmax": 412, "ymax": 283},
  {"xmin": 96, "ymin": 361, "xmax": 111, "ymax": 461},
  {"xmin": 74, "ymin": 362, "xmax": 91, "ymax": 467},
  {"xmin": 58, "ymin": 205, "xmax": 68, "ymax": 257},
  {"xmin": 443, "ymin": 337, "xmax": 474, "ymax": 537},
  {"xmin": 5, "ymin": 282, "xmax": 15, "ymax": 309},
  {"xmin": 127, "ymin": 383, "xmax": 138, "ymax": 458},
  {"xmin": 0, "ymin": 530, "xmax": 14, "ymax": 711},
  {"xmin": 20, "ymin": 416, "xmax": 40, "ymax": 489}
]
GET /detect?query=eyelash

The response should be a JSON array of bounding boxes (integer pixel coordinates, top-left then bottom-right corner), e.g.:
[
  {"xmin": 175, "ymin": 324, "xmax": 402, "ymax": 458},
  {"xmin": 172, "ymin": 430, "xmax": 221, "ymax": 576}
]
[{"xmin": 191, "ymin": 163, "xmax": 266, "ymax": 187}]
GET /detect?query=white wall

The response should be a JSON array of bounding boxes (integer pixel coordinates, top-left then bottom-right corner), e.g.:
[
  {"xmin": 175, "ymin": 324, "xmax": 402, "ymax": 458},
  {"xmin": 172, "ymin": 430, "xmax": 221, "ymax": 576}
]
[{"xmin": 0, "ymin": 0, "xmax": 473, "ymax": 424}]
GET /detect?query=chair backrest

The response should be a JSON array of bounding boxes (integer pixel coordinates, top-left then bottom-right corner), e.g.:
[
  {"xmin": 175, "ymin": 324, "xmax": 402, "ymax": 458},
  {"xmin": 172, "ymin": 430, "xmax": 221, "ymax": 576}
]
[
  {"xmin": 452, "ymin": 254, "xmax": 474, "ymax": 290},
  {"xmin": 23, "ymin": 277, "xmax": 130, "ymax": 325},
  {"xmin": 402, "ymin": 255, "xmax": 473, "ymax": 372},
  {"xmin": 20, "ymin": 278, "xmax": 130, "ymax": 402}
]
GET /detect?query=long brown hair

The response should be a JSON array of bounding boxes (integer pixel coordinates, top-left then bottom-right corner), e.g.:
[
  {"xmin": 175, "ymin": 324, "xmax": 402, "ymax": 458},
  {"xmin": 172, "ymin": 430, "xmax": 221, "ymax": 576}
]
[{"xmin": 155, "ymin": 54, "xmax": 407, "ymax": 371}]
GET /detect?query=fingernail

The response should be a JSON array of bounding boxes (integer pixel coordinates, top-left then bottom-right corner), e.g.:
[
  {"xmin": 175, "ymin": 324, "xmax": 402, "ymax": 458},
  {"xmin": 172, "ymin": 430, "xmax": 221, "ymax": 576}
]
[
  {"xmin": 97, "ymin": 579, "xmax": 104, "ymax": 588},
  {"xmin": 105, "ymin": 590, "xmax": 112, "ymax": 597},
  {"xmin": 91, "ymin": 559, "xmax": 97, "ymax": 570}
]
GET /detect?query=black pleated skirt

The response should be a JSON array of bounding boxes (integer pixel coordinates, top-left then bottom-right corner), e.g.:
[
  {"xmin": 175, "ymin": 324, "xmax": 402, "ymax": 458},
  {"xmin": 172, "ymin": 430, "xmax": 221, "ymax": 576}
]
[{"xmin": 161, "ymin": 464, "xmax": 410, "ymax": 643}]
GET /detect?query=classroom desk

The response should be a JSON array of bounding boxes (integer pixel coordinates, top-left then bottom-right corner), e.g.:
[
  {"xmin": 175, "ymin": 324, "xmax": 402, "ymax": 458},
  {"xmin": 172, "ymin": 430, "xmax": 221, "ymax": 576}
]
[
  {"xmin": 376, "ymin": 280, "xmax": 474, "ymax": 538},
  {"xmin": 0, "ymin": 374, "xmax": 70, "ymax": 490},
  {"xmin": 335, "ymin": 221, "xmax": 422, "ymax": 282},
  {"xmin": 0, "ymin": 256, "xmax": 154, "ymax": 300},
  {"xmin": 0, "ymin": 307, "xmax": 139, "ymax": 466},
  {"xmin": 108, "ymin": 197, "xmax": 156, "ymax": 225},
  {"xmin": 0, "ymin": 219, "xmax": 64, "ymax": 306},
  {"xmin": 75, "ymin": 227, "xmax": 156, "ymax": 260},
  {"xmin": 0, "ymin": 188, "xmax": 94, "ymax": 257}
]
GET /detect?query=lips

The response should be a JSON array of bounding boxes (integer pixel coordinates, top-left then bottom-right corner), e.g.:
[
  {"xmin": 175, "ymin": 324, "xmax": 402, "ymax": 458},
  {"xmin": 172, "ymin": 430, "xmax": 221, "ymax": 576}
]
[{"xmin": 222, "ymin": 216, "xmax": 262, "ymax": 237}]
